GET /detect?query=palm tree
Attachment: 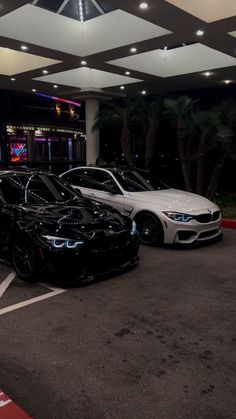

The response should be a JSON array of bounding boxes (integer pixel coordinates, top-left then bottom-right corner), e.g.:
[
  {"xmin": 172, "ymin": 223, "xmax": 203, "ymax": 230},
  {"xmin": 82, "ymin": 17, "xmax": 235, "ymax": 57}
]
[
  {"xmin": 206, "ymin": 100, "xmax": 236, "ymax": 199},
  {"xmin": 192, "ymin": 110, "xmax": 218, "ymax": 195},
  {"xmin": 92, "ymin": 99, "xmax": 143, "ymax": 166},
  {"xmin": 165, "ymin": 96, "xmax": 198, "ymax": 192},
  {"xmin": 144, "ymin": 98, "xmax": 164, "ymax": 171}
]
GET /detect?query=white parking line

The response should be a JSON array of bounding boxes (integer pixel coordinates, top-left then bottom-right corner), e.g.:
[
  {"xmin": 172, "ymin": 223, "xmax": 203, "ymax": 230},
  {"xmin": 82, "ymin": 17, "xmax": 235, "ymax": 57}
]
[
  {"xmin": 0, "ymin": 272, "xmax": 16, "ymax": 298},
  {"xmin": 0, "ymin": 288, "xmax": 66, "ymax": 316},
  {"xmin": 0, "ymin": 271, "xmax": 66, "ymax": 316}
]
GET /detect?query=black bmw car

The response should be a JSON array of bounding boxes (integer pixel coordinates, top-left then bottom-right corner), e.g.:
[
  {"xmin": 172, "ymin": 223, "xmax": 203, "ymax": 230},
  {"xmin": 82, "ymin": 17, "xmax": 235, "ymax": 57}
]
[{"xmin": 0, "ymin": 169, "xmax": 139, "ymax": 283}]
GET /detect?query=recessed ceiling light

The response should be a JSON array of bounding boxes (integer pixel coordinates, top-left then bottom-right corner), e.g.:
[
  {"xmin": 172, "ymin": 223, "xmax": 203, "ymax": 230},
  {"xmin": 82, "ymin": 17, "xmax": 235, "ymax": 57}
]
[
  {"xmin": 120, "ymin": 86, "xmax": 125, "ymax": 90},
  {"xmin": 81, "ymin": 60, "xmax": 87, "ymax": 65},
  {"xmin": 42, "ymin": 69, "xmax": 48, "ymax": 74},
  {"xmin": 32, "ymin": 89, "xmax": 36, "ymax": 92},
  {"xmin": 224, "ymin": 80, "xmax": 231, "ymax": 84},
  {"xmin": 10, "ymin": 78, "xmax": 16, "ymax": 81},
  {"xmin": 196, "ymin": 30, "xmax": 204, "ymax": 36},
  {"xmin": 21, "ymin": 45, "xmax": 28, "ymax": 51},
  {"xmin": 204, "ymin": 71, "xmax": 211, "ymax": 77},
  {"xmin": 53, "ymin": 84, "xmax": 58, "ymax": 88},
  {"xmin": 125, "ymin": 71, "xmax": 131, "ymax": 75},
  {"xmin": 141, "ymin": 90, "xmax": 146, "ymax": 95},
  {"xmin": 139, "ymin": 2, "xmax": 149, "ymax": 9},
  {"xmin": 130, "ymin": 47, "xmax": 137, "ymax": 53}
]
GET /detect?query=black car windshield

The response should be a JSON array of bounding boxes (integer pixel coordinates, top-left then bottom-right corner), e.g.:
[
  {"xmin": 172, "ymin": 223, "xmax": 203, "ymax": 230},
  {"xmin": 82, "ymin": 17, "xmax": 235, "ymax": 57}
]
[
  {"xmin": 112, "ymin": 170, "xmax": 169, "ymax": 192},
  {"xmin": 0, "ymin": 174, "xmax": 80, "ymax": 205}
]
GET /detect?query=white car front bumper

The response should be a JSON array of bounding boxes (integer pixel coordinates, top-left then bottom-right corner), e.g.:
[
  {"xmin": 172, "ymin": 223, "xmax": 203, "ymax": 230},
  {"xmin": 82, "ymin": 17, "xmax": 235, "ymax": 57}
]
[{"xmin": 162, "ymin": 215, "xmax": 222, "ymax": 245}]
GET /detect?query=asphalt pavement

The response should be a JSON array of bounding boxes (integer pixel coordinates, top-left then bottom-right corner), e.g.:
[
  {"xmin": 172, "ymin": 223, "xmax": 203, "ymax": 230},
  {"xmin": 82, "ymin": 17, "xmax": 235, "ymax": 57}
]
[{"xmin": 0, "ymin": 229, "xmax": 235, "ymax": 419}]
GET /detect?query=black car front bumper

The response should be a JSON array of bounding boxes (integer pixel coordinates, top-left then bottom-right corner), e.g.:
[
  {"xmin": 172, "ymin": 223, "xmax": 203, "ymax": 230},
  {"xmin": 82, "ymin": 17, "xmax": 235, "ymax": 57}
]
[{"xmin": 40, "ymin": 236, "xmax": 139, "ymax": 285}]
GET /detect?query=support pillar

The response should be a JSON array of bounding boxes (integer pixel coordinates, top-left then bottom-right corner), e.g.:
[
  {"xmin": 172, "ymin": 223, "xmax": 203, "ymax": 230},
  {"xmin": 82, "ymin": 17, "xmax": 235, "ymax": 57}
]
[
  {"xmin": 85, "ymin": 98, "xmax": 100, "ymax": 165},
  {"xmin": 27, "ymin": 131, "xmax": 35, "ymax": 163}
]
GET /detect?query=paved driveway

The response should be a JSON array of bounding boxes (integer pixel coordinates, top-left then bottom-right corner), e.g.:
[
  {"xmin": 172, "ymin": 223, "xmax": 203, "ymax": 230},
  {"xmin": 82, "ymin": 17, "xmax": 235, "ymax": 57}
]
[{"xmin": 0, "ymin": 229, "xmax": 235, "ymax": 419}]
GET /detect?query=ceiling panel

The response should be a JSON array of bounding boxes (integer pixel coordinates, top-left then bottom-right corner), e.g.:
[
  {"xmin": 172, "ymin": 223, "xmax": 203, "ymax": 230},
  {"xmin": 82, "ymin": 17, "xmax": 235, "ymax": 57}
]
[
  {"xmin": 34, "ymin": 67, "xmax": 142, "ymax": 89},
  {"xmin": 166, "ymin": 0, "xmax": 236, "ymax": 23},
  {"xmin": 0, "ymin": 47, "xmax": 60, "ymax": 76},
  {"xmin": 108, "ymin": 44, "xmax": 236, "ymax": 78},
  {"xmin": 0, "ymin": 5, "xmax": 171, "ymax": 57}
]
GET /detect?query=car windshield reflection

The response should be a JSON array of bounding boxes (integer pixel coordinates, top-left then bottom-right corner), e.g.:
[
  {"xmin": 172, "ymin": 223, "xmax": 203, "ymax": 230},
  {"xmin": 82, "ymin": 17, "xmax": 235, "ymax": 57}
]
[{"xmin": 0, "ymin": 174, "xmax": 80, "ymax": 205}]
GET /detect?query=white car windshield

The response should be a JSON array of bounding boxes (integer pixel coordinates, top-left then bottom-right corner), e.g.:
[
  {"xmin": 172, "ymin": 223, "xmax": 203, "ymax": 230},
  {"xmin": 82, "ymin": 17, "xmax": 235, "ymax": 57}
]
[{"xmin": 112, "ymin": 170, "xmax": 169, "ymax": 192}]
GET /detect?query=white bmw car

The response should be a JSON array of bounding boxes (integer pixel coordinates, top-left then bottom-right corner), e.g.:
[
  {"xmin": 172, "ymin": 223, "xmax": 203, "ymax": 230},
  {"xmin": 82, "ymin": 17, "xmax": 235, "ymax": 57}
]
[{"xmin": 60, "ymin": 166, "xmax": 222, "ymax": 246}]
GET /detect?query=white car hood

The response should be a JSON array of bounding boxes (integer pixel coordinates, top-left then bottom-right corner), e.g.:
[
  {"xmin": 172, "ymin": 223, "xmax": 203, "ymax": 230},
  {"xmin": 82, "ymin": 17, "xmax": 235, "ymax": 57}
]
[{"xmin": 129, "ymin": 189, "xmax": 218, "ymax": 213}]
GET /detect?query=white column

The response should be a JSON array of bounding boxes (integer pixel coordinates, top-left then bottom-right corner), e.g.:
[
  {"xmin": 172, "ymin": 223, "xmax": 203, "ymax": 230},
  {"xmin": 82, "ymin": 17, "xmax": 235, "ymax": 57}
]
[{"xmin": 85, "ymin": 98, "xmax": 99, "ymax": 165}]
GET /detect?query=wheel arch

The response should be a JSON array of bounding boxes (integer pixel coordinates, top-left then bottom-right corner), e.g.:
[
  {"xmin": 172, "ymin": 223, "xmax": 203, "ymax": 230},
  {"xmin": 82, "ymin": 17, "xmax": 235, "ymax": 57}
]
[{"xmin": 134, "ymin": 210, "xmax": 165, "ymax": 245}]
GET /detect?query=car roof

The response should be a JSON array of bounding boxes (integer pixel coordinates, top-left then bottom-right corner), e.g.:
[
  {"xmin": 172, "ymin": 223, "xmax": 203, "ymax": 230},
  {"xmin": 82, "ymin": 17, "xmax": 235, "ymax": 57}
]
[
  {"xmin": 67, "ymin": 165, "xmax": 143, "ymax": 173},
  {"xmin": 0, "ymin": 168, "xmax": 51, "ymax": 177}
]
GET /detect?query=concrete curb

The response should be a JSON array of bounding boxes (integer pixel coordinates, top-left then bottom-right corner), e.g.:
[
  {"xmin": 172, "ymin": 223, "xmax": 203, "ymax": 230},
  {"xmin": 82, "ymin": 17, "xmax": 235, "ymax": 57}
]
[
  {"xmin": 222, "ymin": 219, "xmax": 236, "ymax": 229},
  {"xmin": 0, "ymin": 390, "xmax": 32, "ymax": 418}
]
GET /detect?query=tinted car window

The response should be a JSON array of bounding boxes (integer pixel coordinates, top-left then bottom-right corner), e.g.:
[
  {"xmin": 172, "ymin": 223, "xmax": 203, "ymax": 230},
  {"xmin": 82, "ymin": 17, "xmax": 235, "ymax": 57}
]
[
  {"xmin": 63, "ymin": 170, "xmax": 94, "ymax": 189},
  {"xmin": 0, "ymin": 174, "xmax": 79, "ymax": 205},
  {"xmin": 113, "ymin": 170, "xmax": 169, "ymax": 192},
  {"xmin": 92, "ymin": 170, "xmax": 119, "ymax": 192}
]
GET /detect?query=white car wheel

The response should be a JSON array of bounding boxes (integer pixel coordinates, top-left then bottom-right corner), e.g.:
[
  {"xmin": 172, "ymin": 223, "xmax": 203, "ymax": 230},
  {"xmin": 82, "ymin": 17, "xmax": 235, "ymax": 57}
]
[{"xmin": 135, "ymin": 212, "xmax": 164, "ymax": 246}]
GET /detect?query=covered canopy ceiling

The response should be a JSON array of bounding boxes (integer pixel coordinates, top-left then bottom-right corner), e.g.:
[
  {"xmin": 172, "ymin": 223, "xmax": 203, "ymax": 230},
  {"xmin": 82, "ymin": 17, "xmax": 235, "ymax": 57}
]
[{"xmin": 0, "ymin": 0, "xmax": 235, "ymax": 99}]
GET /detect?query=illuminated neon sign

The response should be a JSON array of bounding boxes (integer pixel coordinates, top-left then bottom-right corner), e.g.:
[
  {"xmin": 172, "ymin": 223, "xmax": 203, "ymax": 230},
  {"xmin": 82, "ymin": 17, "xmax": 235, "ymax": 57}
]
[
  {"xmin": 10, "ymin": 143, "xmax": 27, "ymax": 162},
  {"xmin": 36, "ymin": 93, "xmax": 81, "ymax": 107}
]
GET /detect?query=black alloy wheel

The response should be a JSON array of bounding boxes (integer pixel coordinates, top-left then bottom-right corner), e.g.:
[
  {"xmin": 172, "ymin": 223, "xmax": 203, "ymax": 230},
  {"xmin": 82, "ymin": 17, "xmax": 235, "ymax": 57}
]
[
  {"xmin": 12, "ymin": 236, "xmax": 40, "ymax": 281},
  {"xmin": 135, "ymin": 212, "xmax": 164, "ymax": 246}
]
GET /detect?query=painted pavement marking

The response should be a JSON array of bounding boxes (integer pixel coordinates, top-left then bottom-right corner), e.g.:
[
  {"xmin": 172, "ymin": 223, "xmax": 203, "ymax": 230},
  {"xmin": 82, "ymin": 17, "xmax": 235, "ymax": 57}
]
[
  {"xmin": 0, "ymin": 272, "xmax": 66, "ymax": 317},
  {"xmin": 0, "ymin": 390, "xmax": 32, "ymax": 418},
  {"xmin": 0, "ymin": 272, "xmax": 16, "ymax": 299}
]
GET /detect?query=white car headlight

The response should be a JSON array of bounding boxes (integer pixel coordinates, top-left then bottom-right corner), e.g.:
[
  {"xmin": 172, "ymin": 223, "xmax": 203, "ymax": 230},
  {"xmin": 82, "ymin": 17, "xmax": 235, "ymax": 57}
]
[
  {"xmin": 42, "ymin": 235, "xmax": 84, "ymax": 249},
  {"xmin": 130, "ymin": 220, "xmax": 137, "ymax": 236},
  {"xmin": 163, "ymin": 212, "xmax": 193, "ymax": 222}
]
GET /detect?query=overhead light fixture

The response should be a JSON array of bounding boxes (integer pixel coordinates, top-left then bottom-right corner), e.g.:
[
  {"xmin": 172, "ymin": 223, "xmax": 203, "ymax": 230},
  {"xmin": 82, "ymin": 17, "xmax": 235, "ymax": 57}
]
[
  {"xmin": 224, "ymin": 80, "xmax": 231, "ymax": 84},
  {"xmin": 139, "ymin": 2, "xmax": 149, "ymax": 9},
  {"xmin": 53, "ymin": 84, "xmax": 58, "ymax": 89},
  {"xmin": 130, "ymin": 47, "xmax": 137, "ymax": 53},
  {"xmin": 81, "ymin": 60, "xmax": 87, "ymax": 65},
  {"xmin": 32, "ymin": 89, "xmax": 36, "ymax": 92},
  {"xmin": 204, "ymin": 71, "xmax": 211, "ymax": 77},
  {"xmin": 125, "ymin": 71, "xmax": 131, "ymax": 75},
  {"xmin": 10, "ymin": 78, "xmax": 16, "ymax": 81},
  {"xmin": 79, "ymin": 0, "xmax": 84, "ymax": 22},
  {"xmin": 196, "ymin": 29, "xmax": 204, "ymax": 36},
  {"xmin": 141, "ymin": 90, "xmax": 146, "ymax": 95},
  {"xmin": 42, "ymin": 69, "xmax": 48, "ymax": 74},
  {"xmin": 21, "ymin": 45, "xmax": 28, "ymax": 51},
  {"xmin": 120, "ymin": 86, "xmax": 125, "ymax": 90}
]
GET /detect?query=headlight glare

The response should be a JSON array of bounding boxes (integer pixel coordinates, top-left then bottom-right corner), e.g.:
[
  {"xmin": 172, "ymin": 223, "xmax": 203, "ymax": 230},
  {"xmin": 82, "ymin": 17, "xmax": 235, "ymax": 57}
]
[
  {"xmin": 130, "ymin": 220, "xmax": 137, "ymax": 236},
  {"xmin": 42, "ymin": 235, "xmax": 84, "ymax": 249},
  {"xmin": 163, "ymin": 212, "xmax": 193, "ymax": 222}
]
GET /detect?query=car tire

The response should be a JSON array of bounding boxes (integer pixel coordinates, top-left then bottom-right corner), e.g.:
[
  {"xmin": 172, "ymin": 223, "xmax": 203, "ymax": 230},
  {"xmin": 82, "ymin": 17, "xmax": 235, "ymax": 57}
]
[
  {"xmin": 135, "ymin": 212, "xmax": 164, "ymax": 246},
  {"xmin": 12, "ymin": 235, "xmax": 42, "ymax": 282}
]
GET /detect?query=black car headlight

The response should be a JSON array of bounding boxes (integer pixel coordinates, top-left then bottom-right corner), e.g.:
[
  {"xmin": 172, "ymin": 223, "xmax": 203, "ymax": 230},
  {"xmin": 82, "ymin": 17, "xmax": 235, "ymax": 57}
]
[
  {"xmin": 163, "ymin": 212, "xmax": 193, "ymax": 222},
  {"xmin": 130, "ymin": 220, "xmax": 138, "ymax": 236},
  {"xmin": 42, "ymin": 235, "xmax": 85, "ymax": 249}
]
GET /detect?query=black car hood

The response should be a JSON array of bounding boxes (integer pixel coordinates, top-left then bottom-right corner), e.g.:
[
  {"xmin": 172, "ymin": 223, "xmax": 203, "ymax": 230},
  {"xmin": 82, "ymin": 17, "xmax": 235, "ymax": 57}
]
[{"xmin": 21, "ymin": 198, "xmax": 129, "ymax": 239}]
